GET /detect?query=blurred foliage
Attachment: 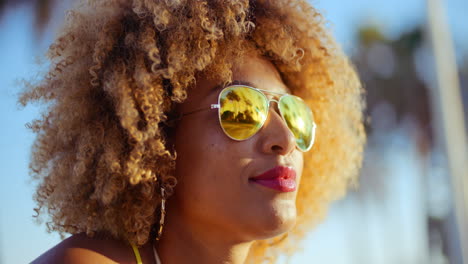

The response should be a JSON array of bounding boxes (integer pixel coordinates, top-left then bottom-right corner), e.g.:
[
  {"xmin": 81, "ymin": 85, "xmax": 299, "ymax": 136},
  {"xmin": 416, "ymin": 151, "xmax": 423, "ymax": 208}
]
[
  {"xmin": 354, "ymin": 24, "xmax": 468, "ymax": 264},
  {"xmin": 355, "ymin": 24, "xmax": 467, "ymax": 151},
  {"xmin": 350, "ymin": 24, "xmax": 433, "ymax": 206},
  {"xmin": 0, "ymin": 0, "xmax": 56, "ymax": 33},
  {"xmin": 35, "ymin": 0, "xmax": 55, "ymax": 31},
  {"xmin": 358, "ymin": 26, "xmax": 387, "ymax": 47},
  {"xmin": 353, "ymin": 25, "xmax": 432, "ymax": 150}
]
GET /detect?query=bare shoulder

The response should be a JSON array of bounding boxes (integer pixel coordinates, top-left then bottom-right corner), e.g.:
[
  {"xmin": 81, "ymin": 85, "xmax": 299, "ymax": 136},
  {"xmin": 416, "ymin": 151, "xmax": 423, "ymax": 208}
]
[{"xmin": 30, "ymin": 233, "xmax": 135, "ymax": 264}]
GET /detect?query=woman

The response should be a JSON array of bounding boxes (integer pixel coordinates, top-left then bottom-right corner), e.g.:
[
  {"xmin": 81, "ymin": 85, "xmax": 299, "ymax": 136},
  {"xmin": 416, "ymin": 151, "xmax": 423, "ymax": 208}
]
[{"xmin": 24, "ymin": 0, "xmax": 365, "ymax": 263}]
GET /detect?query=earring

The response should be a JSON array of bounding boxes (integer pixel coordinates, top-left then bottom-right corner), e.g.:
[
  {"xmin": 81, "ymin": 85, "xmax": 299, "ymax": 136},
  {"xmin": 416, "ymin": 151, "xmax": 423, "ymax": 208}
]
[{"xmin": 156, "ymin": 186, "xmax": 166, "ymax": 241}]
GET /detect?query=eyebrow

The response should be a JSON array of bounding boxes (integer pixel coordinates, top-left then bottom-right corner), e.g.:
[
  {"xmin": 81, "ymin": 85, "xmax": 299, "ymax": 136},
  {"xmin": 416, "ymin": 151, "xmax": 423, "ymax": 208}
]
[
  {"xmin": 209, "ymin": 79, "xmax": 292, "ymax": 95},
  {"xmin": 230, "ymin": 80, "xmax": 292, "ymax": 94},
  {"xmin": 230, "ymin": 80, "xmax": 256, "ymax": 87},
  {"xmin": 209, "ymin": 80, "xmax": 256, "ymax": 94}
]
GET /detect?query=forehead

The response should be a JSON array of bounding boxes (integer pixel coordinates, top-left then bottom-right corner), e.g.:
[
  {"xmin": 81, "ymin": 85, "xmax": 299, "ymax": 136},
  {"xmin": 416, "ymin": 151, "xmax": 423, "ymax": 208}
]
[
  {"xmin": 183, "ymin": 55, "xmax": 290, "ymax": 109},
  {"xmin": 231, "ymin": 55, "xmax": 290, "ymax": 94}
]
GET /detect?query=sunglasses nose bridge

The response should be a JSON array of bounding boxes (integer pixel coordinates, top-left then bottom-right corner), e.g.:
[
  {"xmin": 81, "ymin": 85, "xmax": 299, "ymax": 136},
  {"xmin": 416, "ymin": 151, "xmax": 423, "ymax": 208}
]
[
  {"xmin": 260, "ymin": 101, "xmax": 297, "ymax": 155},
  {"xmin": 266, "ymin": 98, "xmax": 280, "ymax": 112},
  {"xmin": 264, "ymin": 99, "xmax": 293, "ymax": 137},
  {"xmin": 268, "ymin": 98, "xmax": 279, "ymax": 104}
]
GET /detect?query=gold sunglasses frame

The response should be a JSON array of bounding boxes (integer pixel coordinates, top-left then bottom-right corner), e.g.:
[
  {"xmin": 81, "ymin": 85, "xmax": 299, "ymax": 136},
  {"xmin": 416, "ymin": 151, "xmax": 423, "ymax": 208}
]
[{"xmin": 182, "ymin": 85, "xmax": 317, "ymax": 152}]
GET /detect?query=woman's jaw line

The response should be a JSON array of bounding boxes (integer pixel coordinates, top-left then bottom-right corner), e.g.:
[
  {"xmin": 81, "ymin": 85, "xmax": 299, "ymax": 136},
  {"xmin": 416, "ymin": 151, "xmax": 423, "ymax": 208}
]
[{"xmin": 156, "ymin": 203, "xmax": 255, "ymax": 264}]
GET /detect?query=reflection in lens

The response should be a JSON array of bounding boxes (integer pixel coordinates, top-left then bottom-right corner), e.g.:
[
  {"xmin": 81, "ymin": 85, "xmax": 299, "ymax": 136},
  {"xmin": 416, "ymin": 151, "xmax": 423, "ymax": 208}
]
[
  {"xmin": 219, "ymin": 86, "xmax": 268, "ymax": 140},
  {"xmin": 279, "ymin": 95, "xmax": 315, "ymax": 151}
]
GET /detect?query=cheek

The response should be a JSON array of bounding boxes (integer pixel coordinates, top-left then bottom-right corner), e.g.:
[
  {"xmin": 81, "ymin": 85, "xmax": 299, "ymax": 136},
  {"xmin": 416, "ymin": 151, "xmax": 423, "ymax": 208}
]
[
  {"xmin": 174, "ymin": 117, "xmax": 234, "ymax": 173},
  {"xmin": 296, "ymin": 152, "xmax": 304, "ymax": 184},
  {"xmin": 173, "ymin": 117, "xmax": 245, "ymax": 200},
  {"xmin": 172, "ymin": 117, "xmax": 260, "ymax": 224},
  {"xmin": 172, "ymin": 117, "xmax": 305, "ymax": 239}
]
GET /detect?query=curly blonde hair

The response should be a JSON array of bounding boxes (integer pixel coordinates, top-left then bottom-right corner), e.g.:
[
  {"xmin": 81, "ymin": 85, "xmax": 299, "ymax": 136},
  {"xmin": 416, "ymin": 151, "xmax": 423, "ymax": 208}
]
[{"xmin": 20, "ymin": 0, "xmax": 365, "ymax": 262}]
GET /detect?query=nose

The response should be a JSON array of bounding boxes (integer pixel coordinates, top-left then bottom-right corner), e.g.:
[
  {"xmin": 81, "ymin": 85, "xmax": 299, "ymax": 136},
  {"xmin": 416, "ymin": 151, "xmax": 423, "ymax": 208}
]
[{"xmin": 258, "ymin": 106, "xmax": 296, "ymax": 155}]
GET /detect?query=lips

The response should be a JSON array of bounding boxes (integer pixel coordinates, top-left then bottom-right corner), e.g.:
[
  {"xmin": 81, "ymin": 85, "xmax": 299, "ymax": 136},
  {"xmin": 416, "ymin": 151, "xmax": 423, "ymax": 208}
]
[{"xmin": 249, "ymin": 166, "xmax": 297, "ymax": 192}]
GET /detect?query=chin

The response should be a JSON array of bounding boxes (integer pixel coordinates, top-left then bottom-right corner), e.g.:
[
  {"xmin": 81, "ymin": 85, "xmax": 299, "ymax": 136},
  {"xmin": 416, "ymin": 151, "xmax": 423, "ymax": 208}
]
[{"xmin": 252, "ymin": 202, "xmax": 297, "ymax": 240}]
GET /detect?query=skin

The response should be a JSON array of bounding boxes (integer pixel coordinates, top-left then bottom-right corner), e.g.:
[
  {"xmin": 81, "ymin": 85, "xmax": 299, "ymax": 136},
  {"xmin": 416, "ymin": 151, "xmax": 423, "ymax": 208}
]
[
  {"xmin": 157, "ymin": 53, "xmax": 303, "ymax": 264},
  {"xmin": 31, "ymin": 53, "xmax": 304, "ymax": 264}
]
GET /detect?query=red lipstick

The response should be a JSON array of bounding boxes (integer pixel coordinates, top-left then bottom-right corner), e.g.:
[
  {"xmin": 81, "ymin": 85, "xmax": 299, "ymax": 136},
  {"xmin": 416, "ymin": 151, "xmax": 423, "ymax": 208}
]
[{"xmin": 250, "ymin": 166, "xmax": 296, "ymax": 192}]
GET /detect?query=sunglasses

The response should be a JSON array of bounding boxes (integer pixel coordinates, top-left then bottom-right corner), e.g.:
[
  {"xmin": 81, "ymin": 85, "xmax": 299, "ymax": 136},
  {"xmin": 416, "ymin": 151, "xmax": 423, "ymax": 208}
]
[{"xmin": 183, "ymin": 85, "xmax": 317, "ymax": 152}]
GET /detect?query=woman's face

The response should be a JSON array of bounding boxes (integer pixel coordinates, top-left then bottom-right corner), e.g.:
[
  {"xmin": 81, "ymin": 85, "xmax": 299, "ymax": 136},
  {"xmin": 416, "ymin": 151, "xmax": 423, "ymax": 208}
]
[{"xmin": 172, "ymin": 54, "xmax": 304, "ymax": 241}]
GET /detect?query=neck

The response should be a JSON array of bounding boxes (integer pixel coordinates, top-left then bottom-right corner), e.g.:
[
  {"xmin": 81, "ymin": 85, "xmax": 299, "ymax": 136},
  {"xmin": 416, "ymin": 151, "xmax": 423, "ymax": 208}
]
[{"xmin": 155, "ymin": 205, "xmax": 253, "ymax": 264}]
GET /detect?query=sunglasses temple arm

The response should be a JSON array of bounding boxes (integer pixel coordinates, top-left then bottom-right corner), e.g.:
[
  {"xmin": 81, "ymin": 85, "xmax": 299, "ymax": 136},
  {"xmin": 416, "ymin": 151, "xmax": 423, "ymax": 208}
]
[{"xmin": 181, "ymin": 104, "xmax": 220, "ymax": 117}]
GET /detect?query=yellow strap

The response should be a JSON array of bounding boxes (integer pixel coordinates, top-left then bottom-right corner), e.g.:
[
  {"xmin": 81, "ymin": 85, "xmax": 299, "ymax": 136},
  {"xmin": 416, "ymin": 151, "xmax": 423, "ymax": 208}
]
[{"xmin": 130, "ymin": 243, "xmax": 143, "ymax": 264}]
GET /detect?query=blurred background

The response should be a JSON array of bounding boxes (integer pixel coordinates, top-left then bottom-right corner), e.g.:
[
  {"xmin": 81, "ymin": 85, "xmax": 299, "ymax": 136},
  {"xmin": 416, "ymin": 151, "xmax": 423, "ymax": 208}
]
[{"xmin": 0, "ymin": 0, "xmax": 467, "ymax": 263}]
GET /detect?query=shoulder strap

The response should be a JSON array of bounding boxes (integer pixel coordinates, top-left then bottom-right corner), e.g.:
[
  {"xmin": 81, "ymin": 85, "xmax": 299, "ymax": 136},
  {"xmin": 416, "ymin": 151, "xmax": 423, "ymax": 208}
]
[{"xmin": 130, "ymin": 243, "xmax": 143, "ymax": 264}]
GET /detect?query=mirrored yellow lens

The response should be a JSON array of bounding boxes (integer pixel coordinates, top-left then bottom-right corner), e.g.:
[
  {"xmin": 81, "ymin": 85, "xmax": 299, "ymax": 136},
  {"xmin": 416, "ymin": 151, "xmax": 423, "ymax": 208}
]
[
  {"xmin": 279, "ymin": 95, "xmax": 315, "ymax": 151},
  {"xmin": 219, "ymin": 86, "xmax": 268, "ymax": 140}
]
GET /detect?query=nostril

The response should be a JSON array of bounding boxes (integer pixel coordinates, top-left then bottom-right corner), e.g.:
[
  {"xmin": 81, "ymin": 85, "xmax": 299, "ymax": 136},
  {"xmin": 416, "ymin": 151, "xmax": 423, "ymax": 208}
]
[{"xmin": 271, "ymin": 145, "xmax": 282, "ymax": 152}]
